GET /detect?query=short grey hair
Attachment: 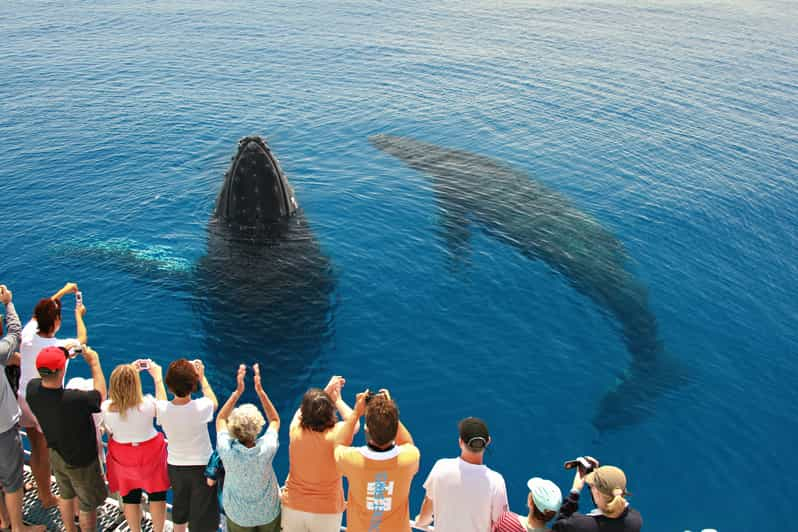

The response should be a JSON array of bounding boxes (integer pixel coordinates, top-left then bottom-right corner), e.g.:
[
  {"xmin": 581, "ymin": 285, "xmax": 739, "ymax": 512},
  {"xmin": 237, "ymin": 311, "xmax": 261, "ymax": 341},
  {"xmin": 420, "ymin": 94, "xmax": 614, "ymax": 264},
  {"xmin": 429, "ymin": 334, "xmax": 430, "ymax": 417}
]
[{"xmin": 228, "ymin": 403, "xmax": 265, "ymax": 444}]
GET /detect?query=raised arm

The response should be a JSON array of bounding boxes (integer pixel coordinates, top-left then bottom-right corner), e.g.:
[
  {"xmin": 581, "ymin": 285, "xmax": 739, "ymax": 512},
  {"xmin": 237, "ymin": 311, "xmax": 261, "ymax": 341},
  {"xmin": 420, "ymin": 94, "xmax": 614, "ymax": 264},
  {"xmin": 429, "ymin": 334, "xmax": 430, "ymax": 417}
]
[
  {"xmin": 325, "ymin": 375, "xmax": 361, "ymax": 437},
  {"xmin": 253, "ymin": 363, "xmax": 280, "ymax": 432},
  {"xmin": 83, "ymin": 346, "xmax": 106, "ymax": 401},
  {"xmin": 75, "ymin": 303, "xmax": 88, "ymax": 344},
  {"xmin": 379, "ymin": 389, "xmax": 413, "ymax": 445},
  {"xmin": 216, "ymin": 364, "xmax": 245, "ymax": 433},
  {"xmin": 194, "ymin": 359, "xmax": 218, "ymax": 410},
  {"xmin": 147, "ymin": 360, "xmax": 167, "ymax": 401},
  {"xmin": 395, "ymin": 419, "xmax": 413, "ymax": 446},
  {"xmin": 336, "ymin": 390, "xmax": 367, "ymax": 446},
  {"xmin": 50, "ymin": 282, "xmax": 78, "ymax": 301},
  {"xmin": 0, "ymin": 286, "xmax": 21, "ymax": 365}
]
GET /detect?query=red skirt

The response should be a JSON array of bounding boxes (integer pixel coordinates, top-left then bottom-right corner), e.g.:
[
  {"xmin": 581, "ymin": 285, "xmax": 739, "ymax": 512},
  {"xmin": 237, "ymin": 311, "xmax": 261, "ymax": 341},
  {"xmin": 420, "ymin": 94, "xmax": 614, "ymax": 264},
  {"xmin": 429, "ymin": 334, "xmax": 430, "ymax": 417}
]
[{"xmin": 106, "ymin": 433, "xmax": 170, "ymax": 496}]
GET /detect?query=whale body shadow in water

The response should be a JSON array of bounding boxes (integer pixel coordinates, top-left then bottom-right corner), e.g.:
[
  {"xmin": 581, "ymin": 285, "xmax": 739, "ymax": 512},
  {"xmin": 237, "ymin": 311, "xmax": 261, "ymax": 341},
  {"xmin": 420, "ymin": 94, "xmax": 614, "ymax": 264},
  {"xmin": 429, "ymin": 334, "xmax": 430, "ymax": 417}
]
[
  {"xmin": 370, "ymin": 133, "xmax": 686, "ymax": 431},
  {"xmin": 59, "ymin": 137, "xmax": 335, "ymax": 405}
]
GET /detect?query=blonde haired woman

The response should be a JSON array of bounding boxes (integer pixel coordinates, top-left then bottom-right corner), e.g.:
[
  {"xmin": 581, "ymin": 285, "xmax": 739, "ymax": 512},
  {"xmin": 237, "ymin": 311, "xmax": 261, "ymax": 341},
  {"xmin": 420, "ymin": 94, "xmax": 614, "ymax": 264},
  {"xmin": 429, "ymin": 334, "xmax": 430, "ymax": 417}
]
[
  {"xmin": 215, "ymin": 363, "xmax": 281, "ymax": 532},
  {"xmin": 552, "ymin": 463, "xmax": 642, "ymax": 532},
  {"xmin": 101, "ymin": 360, "xmax": 169, "ymax": 532}
]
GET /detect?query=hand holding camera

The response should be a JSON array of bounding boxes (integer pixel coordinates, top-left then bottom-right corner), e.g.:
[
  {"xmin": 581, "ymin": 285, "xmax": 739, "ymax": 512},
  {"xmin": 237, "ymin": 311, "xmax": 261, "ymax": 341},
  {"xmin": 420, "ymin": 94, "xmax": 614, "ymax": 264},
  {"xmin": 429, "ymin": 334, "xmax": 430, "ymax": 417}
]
[
  {"xmin": 365, "ymin": 389, "xmax": 389, "ymax": 404},
  {"xmin": 65, "ymin": 342, "xmax": 84, "ymax": 359},
  {"xmin": 565, "ymin": 456, "xmax": 599, "ymax": 492},
  {"xmin": 80, "ymin": 345, "xmax": 99, "ymax": 366},
  {"xmin": 354, "ymin": 389, "xmax": 370, "ymax": 418},
  {"xmin": 192, "ymin": 359, "xmax": 206, "ymax": 381}
]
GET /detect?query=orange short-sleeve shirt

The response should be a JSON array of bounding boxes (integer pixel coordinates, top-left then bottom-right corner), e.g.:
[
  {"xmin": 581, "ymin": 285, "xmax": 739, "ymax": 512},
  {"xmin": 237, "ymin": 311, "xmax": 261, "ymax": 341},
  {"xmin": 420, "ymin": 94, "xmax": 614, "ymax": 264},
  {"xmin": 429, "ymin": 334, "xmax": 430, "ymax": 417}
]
[
  {"xmin": 281, "ymin": 423, "xmax": 345, "ymax": 514},
  {"xmin": 334, "ymin": 444, "xmax": 420, "ymax": 532}
]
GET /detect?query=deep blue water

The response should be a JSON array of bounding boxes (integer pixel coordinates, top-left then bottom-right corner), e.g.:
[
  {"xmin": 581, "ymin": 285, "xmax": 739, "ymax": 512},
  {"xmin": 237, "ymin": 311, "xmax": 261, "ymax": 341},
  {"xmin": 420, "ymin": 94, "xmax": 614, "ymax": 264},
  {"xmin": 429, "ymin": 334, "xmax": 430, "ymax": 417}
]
[{"xmin": 2, "ymin": 1, "xmax": 797, "ymax": 530}]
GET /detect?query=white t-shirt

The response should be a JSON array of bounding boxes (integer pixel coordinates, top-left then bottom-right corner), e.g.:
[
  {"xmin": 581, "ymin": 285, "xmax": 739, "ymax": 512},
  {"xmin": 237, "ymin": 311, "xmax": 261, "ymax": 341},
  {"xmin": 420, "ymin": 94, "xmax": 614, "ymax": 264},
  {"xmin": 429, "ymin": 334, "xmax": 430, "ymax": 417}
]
[
  {"xmin": 156, "ymin": 397, "xmax": 214, "ymax": 466},
  {"xmin": 19, "ymin": 319, "xmax": 77, "ymax": 397},
  {"xmin": 101, "ymin": 395, "xmax": 159, "ymax": 444},
  {"xmin": 423, "ymin": 457, "xmax": 508, "ymax": 532}
]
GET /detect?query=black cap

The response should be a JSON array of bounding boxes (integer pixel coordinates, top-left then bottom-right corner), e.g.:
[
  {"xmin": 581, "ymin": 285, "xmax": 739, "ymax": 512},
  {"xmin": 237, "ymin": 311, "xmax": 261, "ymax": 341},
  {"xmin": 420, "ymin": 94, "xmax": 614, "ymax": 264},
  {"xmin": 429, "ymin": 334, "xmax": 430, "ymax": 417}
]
[{"xmin": 459, "ymin": 417, "xmax": 490, "ymax": 451}]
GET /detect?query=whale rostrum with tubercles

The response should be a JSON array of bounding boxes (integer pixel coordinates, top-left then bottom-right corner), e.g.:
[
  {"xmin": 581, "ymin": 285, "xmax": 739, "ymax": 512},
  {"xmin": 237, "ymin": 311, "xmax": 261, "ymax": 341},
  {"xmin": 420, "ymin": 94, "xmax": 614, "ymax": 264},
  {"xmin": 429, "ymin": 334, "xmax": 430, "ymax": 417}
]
[{"xmin": 57, "ymin": 136, "xmax": 335, "ymax": 404}]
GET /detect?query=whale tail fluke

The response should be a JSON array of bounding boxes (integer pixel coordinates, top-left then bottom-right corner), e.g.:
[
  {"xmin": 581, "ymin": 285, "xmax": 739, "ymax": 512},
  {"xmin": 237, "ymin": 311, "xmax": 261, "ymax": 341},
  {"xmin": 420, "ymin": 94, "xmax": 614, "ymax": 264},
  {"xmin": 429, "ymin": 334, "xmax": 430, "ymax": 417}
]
[{"xmin": 592, "ymin": 350, "xmax": 689, "ymax": 432}]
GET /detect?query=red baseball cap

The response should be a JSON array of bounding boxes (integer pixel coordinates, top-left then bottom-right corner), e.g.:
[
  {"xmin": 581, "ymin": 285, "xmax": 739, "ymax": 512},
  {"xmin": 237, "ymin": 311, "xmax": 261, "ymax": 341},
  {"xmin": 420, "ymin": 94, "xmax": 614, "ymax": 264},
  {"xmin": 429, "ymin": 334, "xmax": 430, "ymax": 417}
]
[{"xmin": 36, "ymin": 346, "xmax": 67, "ymax": 374}]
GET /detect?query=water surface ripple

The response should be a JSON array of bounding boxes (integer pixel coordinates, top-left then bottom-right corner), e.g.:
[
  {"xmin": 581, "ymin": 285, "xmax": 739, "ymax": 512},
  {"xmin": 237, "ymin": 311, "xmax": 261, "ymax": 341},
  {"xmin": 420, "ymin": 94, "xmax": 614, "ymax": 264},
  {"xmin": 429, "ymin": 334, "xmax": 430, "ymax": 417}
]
[{"xmin": 2, "ymin": 1, "xmax": 796, "ymax": 530}]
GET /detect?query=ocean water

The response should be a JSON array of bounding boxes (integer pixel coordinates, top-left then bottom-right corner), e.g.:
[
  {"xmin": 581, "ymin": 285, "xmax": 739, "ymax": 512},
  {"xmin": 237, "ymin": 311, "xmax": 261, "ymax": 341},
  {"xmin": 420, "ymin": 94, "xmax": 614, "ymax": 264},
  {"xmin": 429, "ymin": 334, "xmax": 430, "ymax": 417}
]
[{"xmin": 2, "ymin": 1, "xmax": 797, "ymax": 530}]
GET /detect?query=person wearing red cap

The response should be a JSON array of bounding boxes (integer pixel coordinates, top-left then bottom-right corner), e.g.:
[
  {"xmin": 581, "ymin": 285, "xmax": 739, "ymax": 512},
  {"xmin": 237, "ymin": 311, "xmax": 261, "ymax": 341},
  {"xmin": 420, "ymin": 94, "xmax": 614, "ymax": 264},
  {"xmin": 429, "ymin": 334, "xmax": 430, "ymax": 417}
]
[
  {"xmin": 552, "ymin": 463, "xmax": 642, "ymax": 532},
  {"xmin": 25, "ymin": 343, "xmax": 107, "ymax": 532}
]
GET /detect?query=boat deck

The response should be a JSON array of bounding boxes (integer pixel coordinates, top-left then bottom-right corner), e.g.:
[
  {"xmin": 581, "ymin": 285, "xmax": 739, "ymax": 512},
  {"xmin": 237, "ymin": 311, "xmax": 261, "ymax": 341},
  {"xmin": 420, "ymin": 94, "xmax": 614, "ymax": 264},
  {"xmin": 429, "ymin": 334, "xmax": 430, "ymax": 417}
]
[{"xmin": 20, "ymin": 467, "xmax": 163, "ymax": 532}]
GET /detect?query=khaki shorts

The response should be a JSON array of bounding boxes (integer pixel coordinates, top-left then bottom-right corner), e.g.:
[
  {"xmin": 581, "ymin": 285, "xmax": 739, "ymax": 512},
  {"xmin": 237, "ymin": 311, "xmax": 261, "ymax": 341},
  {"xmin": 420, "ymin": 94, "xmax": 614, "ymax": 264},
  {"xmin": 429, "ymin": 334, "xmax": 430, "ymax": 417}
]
[{"xmin": 49, "ymin": 449, "xmax": 107, "ymax": 512}]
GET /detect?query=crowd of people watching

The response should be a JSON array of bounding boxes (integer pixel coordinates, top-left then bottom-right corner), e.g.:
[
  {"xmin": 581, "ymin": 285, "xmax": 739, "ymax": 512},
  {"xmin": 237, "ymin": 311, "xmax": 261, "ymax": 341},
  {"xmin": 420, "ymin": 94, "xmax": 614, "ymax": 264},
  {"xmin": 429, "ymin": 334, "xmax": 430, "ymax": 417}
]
[{"xmin": 0, "ymin": 283, "xmax": 643, "ymax": 532}]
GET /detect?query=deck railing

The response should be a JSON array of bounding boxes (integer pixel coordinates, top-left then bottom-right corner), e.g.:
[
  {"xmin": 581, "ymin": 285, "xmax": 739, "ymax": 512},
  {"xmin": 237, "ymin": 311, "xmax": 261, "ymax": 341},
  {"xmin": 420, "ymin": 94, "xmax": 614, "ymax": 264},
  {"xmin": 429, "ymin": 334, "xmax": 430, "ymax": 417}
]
[{"xmin": 20, "ymin": 428, "xmax": 433, "ymax": 531}]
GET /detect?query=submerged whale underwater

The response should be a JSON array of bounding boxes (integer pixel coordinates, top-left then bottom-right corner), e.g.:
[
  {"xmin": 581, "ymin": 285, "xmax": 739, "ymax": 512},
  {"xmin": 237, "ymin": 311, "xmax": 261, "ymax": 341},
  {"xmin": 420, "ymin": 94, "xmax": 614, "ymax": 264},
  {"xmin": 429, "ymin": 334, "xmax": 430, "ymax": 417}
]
[
  {"xmin": 63, "ymin": 136, "xmax": 335, "ymax": 403},
  {"xmin": 370, "ymin": 133, "xmax": 686, "ymax": 431}
]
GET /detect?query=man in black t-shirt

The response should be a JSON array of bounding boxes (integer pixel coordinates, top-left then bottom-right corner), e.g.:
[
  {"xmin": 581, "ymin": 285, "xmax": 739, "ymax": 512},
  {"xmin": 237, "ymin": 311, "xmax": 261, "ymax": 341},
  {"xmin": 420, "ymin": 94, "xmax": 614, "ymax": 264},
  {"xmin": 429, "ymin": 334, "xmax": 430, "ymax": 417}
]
[{"xmin": 26, "ymin": 345, "xmax": 108, "ymax": 532}]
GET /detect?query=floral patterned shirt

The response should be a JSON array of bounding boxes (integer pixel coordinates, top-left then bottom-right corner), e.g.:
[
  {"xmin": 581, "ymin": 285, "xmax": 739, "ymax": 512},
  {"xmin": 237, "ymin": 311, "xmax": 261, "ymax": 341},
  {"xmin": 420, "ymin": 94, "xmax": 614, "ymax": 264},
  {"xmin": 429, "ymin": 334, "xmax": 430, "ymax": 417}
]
[{"xmin": 216, "ymin": 427, "xmax": 280, "ymax": 526}]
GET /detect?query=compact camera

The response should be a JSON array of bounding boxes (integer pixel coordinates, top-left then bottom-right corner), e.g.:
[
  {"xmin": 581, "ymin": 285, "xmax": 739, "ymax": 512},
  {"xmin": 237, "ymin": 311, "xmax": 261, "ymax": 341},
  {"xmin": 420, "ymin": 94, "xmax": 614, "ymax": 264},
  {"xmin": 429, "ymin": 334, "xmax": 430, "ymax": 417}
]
[{"xmin": 67, "ymin": 344, "xmax": 83, "ymax": 358}]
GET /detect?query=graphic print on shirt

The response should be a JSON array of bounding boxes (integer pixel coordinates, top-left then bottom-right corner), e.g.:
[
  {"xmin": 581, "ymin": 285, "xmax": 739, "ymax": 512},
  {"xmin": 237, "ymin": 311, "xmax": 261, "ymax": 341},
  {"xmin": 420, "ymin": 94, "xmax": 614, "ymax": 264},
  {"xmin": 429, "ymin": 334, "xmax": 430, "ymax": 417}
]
[{"xmin": 367, "ymin": 472, "xmax": 394, "ymax": 530}]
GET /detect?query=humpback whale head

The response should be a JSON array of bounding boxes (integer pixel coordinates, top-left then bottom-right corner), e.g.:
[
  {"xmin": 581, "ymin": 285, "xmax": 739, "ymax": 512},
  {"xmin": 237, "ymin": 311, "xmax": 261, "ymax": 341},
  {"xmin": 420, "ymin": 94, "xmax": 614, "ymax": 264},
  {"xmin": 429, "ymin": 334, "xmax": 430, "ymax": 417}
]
[{"xmin": 214, "ymin": 136, "xmax": 298, "ymax": 228}]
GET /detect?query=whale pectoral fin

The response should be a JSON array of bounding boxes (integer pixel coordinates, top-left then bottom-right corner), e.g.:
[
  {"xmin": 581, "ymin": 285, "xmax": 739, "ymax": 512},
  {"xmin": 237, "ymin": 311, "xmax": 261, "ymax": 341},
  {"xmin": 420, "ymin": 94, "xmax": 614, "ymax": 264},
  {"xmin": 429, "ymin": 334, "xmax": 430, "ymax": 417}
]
[
  {"xmin": 49, "ymin": 238, "xmax": 194, "ymax": 289},
  {"xmin": 436, "ymin": 205, "xmax": 473, "ymax": 270}
]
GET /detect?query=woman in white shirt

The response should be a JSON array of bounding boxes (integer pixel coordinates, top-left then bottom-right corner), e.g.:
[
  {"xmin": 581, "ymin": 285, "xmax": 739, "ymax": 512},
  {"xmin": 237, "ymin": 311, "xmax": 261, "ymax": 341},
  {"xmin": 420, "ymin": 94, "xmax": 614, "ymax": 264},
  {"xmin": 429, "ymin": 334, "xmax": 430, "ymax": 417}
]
[
  {"xmin": 156, "ymin": 358, "xmax": 219, "ymax": 532},
  {"xmin": 102, "ymin": 360, "xmax": 169, "ymax": 532}
]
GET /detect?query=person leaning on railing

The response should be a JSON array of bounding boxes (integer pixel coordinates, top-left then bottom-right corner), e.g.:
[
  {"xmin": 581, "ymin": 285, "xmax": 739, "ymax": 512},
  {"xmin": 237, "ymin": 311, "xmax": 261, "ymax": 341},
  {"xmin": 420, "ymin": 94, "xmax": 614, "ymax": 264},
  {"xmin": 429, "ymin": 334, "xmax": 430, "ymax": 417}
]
[
  {"xmin": 18, "ymin": 282, "xmax": 86, "ymax": 509},
  {"xmin": 0, "ymin": 284, "xmax": 45, "ymax": 532},
  {"xmin": 281, "ymin": 375, "xmax": 360, "ymax": 532},
  {"xmin": 215, "ymin": 363, "xmax": 281, "ymax": 532},
  {"xmin": 552, "ymin": 464, "xmax": 642, "ymax": 532},
  {"xmin": 102, "ymin": 360, "xmax": 170, "ymax": 532},
  {"xmin": 156, "ymin": 358, "xmax": 220, "ymax": 532}
]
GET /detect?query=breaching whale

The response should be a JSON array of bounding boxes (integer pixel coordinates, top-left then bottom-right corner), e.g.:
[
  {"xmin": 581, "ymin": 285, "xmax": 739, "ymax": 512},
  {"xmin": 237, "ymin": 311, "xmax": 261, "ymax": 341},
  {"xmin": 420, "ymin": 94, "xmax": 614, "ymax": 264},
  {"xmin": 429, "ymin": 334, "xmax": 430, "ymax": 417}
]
[
  {"xmin": 60, "ymin": 136, "xmax": 335, "ymax": 403},
  {"xmin": 369, "ymin": 133, "xmax": 685, "ymax": 431}
]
